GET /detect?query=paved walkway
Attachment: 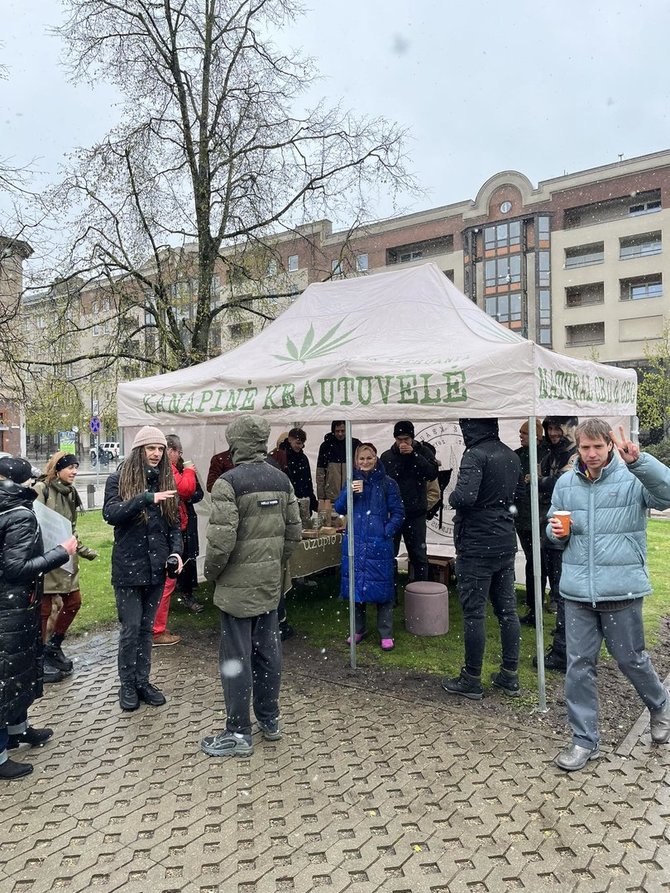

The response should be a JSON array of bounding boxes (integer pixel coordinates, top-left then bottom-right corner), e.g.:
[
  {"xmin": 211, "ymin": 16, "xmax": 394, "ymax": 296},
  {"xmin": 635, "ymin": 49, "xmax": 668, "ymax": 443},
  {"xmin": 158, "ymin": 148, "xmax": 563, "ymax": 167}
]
[{"xmin": 2, "ymin": 632, "xmax": 669, "ymax": 893}]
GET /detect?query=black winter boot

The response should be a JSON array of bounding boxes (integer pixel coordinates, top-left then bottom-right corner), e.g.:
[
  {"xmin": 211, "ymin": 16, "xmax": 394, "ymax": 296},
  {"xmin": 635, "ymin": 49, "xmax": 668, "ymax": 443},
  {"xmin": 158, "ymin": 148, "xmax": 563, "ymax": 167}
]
[
  {"xmin": 43, "ymin": 656, "xmax": 67, "ymax": 684},
  {"xmin": 441, "ymin": 668, "xmax": 484, "ymax": 701},
  {"xmin": 45, "ymin": 636, "xmax": 74, "ymax": 673}
]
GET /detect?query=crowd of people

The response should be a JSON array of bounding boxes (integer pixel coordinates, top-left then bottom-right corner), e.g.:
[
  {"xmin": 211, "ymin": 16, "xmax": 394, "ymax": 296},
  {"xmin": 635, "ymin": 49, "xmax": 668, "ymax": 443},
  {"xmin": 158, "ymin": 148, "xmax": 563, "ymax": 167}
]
[{"xmin": 1, "ymin": 414, "xmax": 670, "ymax": 780}]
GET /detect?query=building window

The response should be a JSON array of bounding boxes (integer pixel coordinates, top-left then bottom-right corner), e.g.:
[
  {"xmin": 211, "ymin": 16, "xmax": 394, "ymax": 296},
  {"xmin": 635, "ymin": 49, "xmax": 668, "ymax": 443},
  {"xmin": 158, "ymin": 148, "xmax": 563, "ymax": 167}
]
[
  {"xmin": 565, "ymin": 322, "xmax": 605, "ymax": 346},
  {"xmin": 287, "ymin": 255, "xmax": 299, "ymax": 272},
  {"xmin": 386, "ymin": 235, "xmax": 453, "ymax": 265},
  {"xmin": 629, "ymin": 199, "xmax": 661, "ymax": 216},
  {"xmin": 565, "ymin": 242, "xmax": 604, "ymax": 268},
  {"xmin": 537, "ymin": 216, "xmax": 551, "ymax": 242},
  {"xmin": 331, "ymin": 259, "xmax": 343, "ymax": 275},
  {"xmin": 229, "ymin": 321, "xmax": 254, "ymax": 341},
  {"xmin": 484, "ymin": 221, "xmax": 521, "ymax": 251},
  {"xmin": 619, "ymin": 231, "xmax": 662, "ymax": 259},
  {"xmin": 484, "ymin": 292, "xmax": 521, "ymax": 326},
  {"xmin": 356, "ymin": 253, "xmax": 368, "ymax": 272},
  {"xmin": 484, "ymin": 255, "xmax": 521, "ymax": 287},
  {"xmin": 620, "ymin": 274, "xmax": 663, "ymax": 301},
  {"xmin": 566, "ymin": 282, "xmax": 605, "ymax": 307}
]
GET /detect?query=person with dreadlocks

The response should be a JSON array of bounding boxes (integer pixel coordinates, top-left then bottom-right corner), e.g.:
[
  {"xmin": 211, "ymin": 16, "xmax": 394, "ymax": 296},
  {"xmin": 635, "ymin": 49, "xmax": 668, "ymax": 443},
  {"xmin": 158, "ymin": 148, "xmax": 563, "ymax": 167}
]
[{"xmin": 103, "ymin": 426, "xmax": 182, "ymax": 712}]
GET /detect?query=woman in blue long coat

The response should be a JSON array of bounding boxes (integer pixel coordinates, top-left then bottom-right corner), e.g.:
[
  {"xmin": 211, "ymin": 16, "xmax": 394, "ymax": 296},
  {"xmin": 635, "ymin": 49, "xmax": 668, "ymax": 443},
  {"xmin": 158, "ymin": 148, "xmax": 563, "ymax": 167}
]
[{"xmin": 334, "ymin": 443, "xmax": 405, "ymax": 650}]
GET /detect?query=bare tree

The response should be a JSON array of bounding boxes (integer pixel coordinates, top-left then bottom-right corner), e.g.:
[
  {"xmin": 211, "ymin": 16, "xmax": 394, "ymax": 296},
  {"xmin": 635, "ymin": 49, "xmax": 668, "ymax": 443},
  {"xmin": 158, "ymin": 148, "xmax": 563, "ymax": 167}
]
[{"xmin": 42, "ymin": 0, "xmax": 414, "ymax": 373}]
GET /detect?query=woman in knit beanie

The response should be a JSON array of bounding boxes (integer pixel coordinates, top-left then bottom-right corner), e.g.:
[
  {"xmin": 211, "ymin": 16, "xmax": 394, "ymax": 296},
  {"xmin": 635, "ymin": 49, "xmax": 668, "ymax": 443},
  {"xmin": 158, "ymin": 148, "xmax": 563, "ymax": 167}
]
[{"xmin": 102, "ymin": 426, "xmax": 182, "ymax": 712}]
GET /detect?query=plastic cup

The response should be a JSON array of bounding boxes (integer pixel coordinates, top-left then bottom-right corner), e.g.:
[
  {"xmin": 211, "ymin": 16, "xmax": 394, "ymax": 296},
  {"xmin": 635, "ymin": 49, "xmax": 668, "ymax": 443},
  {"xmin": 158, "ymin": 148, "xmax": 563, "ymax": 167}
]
[
  {"xmin": 554, "ymin": 511, "xmax": 571, "ymax": 536},
  {"xmin": 352, "ymin": 480, "xmax": 364, "ymax": 493}
]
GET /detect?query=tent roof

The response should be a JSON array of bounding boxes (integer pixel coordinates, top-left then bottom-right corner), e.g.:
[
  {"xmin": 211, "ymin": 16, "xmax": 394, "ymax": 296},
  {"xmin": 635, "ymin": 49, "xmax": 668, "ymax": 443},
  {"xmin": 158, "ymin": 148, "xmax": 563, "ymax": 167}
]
[{"xmin": 117, "ymin": 262, "xmax": 637, "ymax": 427}]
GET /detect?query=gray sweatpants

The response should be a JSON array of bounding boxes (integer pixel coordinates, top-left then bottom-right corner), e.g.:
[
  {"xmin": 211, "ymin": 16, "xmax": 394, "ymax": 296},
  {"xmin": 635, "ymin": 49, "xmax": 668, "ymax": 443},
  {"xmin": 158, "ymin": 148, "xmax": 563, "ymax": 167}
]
[
  {"xmin": 565, "ymin": 598, "xmax": 667, "ymax": 750},
  {"xmin": 218, "ymin": 609, "xmax": 282, "ymax": 737}
]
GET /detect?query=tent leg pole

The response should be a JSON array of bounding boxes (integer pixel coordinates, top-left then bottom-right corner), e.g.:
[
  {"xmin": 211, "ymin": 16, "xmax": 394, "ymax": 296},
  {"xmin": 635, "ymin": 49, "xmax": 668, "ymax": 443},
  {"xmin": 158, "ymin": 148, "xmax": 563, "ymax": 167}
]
[
  {"xmin": 345, "ymin": 421, "xmax": 356, "ymax": 670},
  {"xmin": 528, "ymin": 416, "xmax": 548, "ymax": 713}
]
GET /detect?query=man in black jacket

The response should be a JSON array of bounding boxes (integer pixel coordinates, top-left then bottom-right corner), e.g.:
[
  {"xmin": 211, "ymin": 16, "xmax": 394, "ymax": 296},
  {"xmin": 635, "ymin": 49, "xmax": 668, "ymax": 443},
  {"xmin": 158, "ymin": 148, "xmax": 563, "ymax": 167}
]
[
  {"xmin": 443, "ymin": 418, "xmax": 523, "ymax": 700},
  {"xmin": 381, "ymin": 421, "xmax": 438, "ymax": 582}
]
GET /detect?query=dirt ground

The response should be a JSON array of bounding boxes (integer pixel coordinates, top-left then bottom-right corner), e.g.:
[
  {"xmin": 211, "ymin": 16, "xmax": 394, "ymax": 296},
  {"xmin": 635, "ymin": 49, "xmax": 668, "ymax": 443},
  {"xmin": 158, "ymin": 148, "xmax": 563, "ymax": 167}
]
[{"xmin": 279, "ymin": 615, "xmax": 670, "ymax": 750}]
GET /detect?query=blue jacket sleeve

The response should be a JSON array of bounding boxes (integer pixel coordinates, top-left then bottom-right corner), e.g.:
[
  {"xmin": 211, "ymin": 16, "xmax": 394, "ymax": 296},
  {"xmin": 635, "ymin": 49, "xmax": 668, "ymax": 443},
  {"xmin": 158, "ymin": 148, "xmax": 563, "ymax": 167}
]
[{"xmin": 629, "ymin": 453, "xmax": 670, "ymax": 510}]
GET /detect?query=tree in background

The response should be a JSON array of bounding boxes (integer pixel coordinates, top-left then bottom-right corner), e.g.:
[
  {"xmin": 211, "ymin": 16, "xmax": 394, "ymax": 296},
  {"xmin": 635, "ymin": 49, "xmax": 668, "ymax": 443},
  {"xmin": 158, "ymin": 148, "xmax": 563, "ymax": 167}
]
[
  {"xmin": 36, "ymin": 0, "xmax": 413, "ymax": 375},
  {"xmin": 637, "ymin": 325, "xmax": 670, "ymax": 443}
]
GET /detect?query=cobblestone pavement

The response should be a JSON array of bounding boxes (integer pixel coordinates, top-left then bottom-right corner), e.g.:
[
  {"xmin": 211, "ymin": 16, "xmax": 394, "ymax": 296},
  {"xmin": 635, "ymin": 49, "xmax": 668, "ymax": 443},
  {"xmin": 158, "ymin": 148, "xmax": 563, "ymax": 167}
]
[{"xmin": 2, "ymin": 632, "xmax": 669, "ymax": 893}]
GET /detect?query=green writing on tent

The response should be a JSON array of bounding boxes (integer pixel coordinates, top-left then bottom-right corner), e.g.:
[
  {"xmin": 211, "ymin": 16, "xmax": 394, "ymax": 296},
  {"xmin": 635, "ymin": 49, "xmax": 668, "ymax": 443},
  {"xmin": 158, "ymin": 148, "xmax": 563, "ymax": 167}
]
[{"xmin": 537, "ymin": 367, "xmax": 636, "ymax": 404}]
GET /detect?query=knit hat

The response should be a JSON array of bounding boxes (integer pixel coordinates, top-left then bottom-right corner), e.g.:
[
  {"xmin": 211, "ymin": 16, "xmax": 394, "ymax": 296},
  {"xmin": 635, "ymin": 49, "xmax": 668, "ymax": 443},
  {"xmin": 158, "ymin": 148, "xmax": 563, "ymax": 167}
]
[
  {"xmin": 393, "ymin": 420, "xmax": 415, "ymax": 438},
  {"xmin": 0, "ymin": 456, "xmax": 34, "ymax": 484},
  {"xmin": 131, "ymin": 426, "xmax": 168, "ymax": 450},
  {"xmin": 55, "ymin": 454, "xmax": 79, "ymax": 472}
]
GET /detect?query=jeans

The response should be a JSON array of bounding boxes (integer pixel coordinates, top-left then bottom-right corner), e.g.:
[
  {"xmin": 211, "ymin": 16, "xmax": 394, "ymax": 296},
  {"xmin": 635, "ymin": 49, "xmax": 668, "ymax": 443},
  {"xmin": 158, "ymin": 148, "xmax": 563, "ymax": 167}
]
[
  {"xmin": 394, "ymin": 515, "xmax": 429, "ymax": 581},
  {"xmin": 544, "ymin": 547, "xmax": 566, "ymax": 658},
  {"xmin": 565, "ymin": 598, "xmax": 667, "ymax": 750},
  {"xmin": 355, "ymin": 602, "xmax": 393, "ymax": 638},
  {"xmin": 516, "ymin": 529, "xmax": 546, "ymax": 614},
  {"xmin": 0, "ymin": 710, "xmax": 28, "ymax": 763},
  {"xmin": 455, "ymin": 552, "xmax": 520, "ymax": 676},
  {"xmin": 115, "ymin": 584, "xmax": 164, "ymax": 685},
  {"xmin": 218, "ymin": 609, "xmax": 282, "ymax": 737}
]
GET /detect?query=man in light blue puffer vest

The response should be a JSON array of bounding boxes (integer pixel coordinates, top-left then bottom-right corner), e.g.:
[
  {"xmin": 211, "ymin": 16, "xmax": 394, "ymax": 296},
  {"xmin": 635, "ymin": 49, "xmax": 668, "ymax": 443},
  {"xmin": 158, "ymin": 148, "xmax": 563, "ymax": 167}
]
[{"xmin": 547, "ymin": 418, "xmax": 670, "ymax": 771}]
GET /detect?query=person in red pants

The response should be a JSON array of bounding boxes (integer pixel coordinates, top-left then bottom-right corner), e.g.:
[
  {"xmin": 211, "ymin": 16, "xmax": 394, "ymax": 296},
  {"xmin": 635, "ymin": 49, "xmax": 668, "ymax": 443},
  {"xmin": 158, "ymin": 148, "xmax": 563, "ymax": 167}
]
[{"xmin": 153, "ymin": 435, "xmax": 203, "ymax": 645}]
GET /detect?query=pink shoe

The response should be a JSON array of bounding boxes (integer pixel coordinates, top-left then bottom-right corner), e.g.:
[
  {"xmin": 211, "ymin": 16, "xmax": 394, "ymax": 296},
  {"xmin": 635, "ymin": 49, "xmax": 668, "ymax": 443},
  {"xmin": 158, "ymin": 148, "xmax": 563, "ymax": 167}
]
[
  {"xmin": 380, "ymin": 638, "xmax": 395, "ymax": 651},
  {"xmin": 346, "ymin": 633, "xmax": 364, "ymax": 645}
]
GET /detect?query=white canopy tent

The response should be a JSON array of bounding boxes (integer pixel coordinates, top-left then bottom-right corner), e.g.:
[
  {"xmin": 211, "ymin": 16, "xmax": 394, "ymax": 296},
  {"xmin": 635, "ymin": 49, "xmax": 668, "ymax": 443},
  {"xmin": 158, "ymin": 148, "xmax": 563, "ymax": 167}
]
[{"xmin": 117, "ymin": 263, "xmax": 638, "ymax": 705}]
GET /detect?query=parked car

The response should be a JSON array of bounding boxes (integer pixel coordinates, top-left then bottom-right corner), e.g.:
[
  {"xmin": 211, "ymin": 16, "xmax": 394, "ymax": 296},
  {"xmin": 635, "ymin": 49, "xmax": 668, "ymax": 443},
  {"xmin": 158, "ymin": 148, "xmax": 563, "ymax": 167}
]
[{"xmin": 90, "ymin": 442, "xmax": 121, "ymax": 466}]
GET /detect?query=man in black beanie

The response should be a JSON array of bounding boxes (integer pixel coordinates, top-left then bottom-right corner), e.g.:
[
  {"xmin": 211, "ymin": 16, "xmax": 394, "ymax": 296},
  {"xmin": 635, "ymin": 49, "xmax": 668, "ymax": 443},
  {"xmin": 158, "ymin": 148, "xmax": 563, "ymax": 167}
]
[{"xmin": 381, "ymin": 421, "xmax": 438, "ymax": 582}]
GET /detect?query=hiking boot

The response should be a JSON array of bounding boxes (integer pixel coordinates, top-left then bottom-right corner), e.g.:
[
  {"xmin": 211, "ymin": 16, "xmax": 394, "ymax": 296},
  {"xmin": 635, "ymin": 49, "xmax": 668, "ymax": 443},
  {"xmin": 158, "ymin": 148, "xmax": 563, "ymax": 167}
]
[
  {"xmin": 257, "ymin": 718, "xmax": 282, "ymax": 741},
  {"xmin": 0, "ymin": 757, "xmax": 33, "ymax": 780},
  {"xmin": 441, "ymin": 669, "xmax": 483, "ymax": 701},
  {"xmin": 43, "ymin": 657, "xmax": 67, "ymax": 684},
  {"xmin": 200, "ymin": 730, "xmax": 253, "ymax": 757},
  {"xmin": 490, "ymin": 669, "xmax": 520, "ymax": 698},
  {"xmin": 533, "ymin": 650, "xmax": 566, "ymax": 673},
  {"xmin": 555, "ymin": 743, "xmax": 600, "ymax": 771},
  {"xmin": 136, "ymin": 683, "xmax": 166, "ymax": 707},
  {"xmin": 7, "ymin": 726, "xmax": 53, "ymax": 749},
  {"xmin": 180, "ymin": 592, "xmax": 204, "ymax": 614},
  {"xmin": 153, "ymin": 631, "xmax": 181, "ymax": 646},
  {"xmin": 44, "ymin": 641, "xmax": 74, "ymax": 673},
  {"xmin": 119, "ymin": 683, "xmax": 140, "ymax": 711},
  {"xmin": 650, "ymin": 691, "xmax": 670, "ymax": 744},
  {"xmin": 279, "ymin": 623, "xmax": 295, "ymax": 642}
]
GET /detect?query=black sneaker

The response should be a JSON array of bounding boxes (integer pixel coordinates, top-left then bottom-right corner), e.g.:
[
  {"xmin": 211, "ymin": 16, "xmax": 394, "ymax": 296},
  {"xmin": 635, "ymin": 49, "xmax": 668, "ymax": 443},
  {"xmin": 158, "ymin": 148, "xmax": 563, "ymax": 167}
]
[
  {"xmin": 0, "ymin": 757, "xmax": 33, "ymax": 780},
  {"xmin": 7, "ymin": 726, "xmax": 53, "ymax": 749},
  {"xmin": 136, "ymin": 683, "xmax": 166, "ymax": 707},
  {"xmin": 519, "ymin": 612, "xmax": 536, "ymax": 626},
  {"xmin": 279, "ymin": 624, "xmax": 295, "ymax": 642},
  {"xmin": 180, "ymin": 592, "xmax": 204, "ymax": 614},
  {"xmin": 490, "ymin": 670, "xmax": 521, "ymax": 698},
  {"xmin": 441, "ymin": 669, "xmax": 483, "ymax": 701},
  {"xmin": 119, "ymin": 683, "xmax": 140, "ymax": 711},
  {"xmin": 257, "ymin": 718, "xmax": 282, "ymax": 741},
  {"xmin": 533, "ymin": 650, "xmax": 567, "ymax": 672}
]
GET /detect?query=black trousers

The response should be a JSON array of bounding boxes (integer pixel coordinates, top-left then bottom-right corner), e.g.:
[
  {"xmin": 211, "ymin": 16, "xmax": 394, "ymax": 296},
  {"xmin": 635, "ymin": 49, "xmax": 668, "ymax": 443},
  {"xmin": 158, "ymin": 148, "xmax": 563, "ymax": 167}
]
[
  {"xmin": 516, "ymin": 528, "xmax": 547, "ymax": 614},
  {"xmin": 115, "ymin": 583, "xmax": 164, "ymax": 685},
  {"xmin": 394, "ymin": 515, "xmax": 429, "ymax": 581}
]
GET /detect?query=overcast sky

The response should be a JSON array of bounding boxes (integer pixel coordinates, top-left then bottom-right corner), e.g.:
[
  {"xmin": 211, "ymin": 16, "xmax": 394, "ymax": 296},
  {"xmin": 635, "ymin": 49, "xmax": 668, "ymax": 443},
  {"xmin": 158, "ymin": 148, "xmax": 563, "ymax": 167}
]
[{"xmin": 3, "ymin": 0, "xmax": 670, "ymax": 225}]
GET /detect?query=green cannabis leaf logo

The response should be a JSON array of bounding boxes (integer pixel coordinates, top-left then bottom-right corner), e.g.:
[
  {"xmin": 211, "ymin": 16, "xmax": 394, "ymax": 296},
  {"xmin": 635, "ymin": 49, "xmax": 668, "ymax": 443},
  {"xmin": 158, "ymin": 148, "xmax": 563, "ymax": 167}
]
[{"xmin": 273, "ymin": 320, "xmax": 358, "ymax": 364}]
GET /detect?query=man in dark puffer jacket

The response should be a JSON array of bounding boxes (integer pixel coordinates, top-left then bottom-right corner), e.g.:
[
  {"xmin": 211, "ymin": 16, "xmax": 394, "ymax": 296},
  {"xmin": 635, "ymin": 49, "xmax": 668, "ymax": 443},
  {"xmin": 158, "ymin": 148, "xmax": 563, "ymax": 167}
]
[
  {"xmin": 443, "ymin": 418, "xmax": 524, "ymax": 701},
  {"xmin": 380, "ymin": 420, "xmax": 438, "ymax": 582}
]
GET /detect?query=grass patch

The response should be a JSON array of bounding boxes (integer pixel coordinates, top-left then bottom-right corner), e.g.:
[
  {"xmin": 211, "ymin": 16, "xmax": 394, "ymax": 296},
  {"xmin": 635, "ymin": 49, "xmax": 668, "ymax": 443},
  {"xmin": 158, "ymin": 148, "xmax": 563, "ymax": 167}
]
[{"xmin": 74, "ymin": 511, "xmax": 670, "ymax": 694}]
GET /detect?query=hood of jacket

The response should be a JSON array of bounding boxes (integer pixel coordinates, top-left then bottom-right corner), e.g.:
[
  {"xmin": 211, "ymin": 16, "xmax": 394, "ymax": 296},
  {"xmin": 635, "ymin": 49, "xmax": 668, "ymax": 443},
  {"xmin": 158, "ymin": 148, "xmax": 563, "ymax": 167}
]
[
  {"xmin": 227, "ymin": 415, "xmax": 271, "ymax": 465},
  {"xmin": 0, "ymin": 479, "xmax": 36, "ymax": 513},
  {"xmin": 459, "ymin": 418, "xmax": 500, "ymax": 449}
]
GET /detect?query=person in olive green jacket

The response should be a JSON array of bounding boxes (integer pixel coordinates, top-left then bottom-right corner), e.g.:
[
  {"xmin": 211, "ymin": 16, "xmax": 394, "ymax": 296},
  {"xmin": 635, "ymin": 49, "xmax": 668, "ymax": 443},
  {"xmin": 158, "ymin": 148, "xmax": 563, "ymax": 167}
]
[
  {"xmin": 201, "ymin": 415, "xmax": 302, "ymax": 758},
  {"xmin": 34, "ymin": 453, "xmax": 98, "ymax": 680}
]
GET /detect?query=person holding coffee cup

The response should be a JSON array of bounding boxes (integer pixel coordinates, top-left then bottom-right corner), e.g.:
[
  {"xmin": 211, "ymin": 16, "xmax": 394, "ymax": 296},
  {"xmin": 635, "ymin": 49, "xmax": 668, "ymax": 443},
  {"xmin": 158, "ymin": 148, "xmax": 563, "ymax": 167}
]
[
  {"xmin": 547, "ymin": 419, "xmax": 670, "ymax": 772},
  {"xmin": 334, "ymin": 443, "xmax": 404, "ymax": 651}
]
